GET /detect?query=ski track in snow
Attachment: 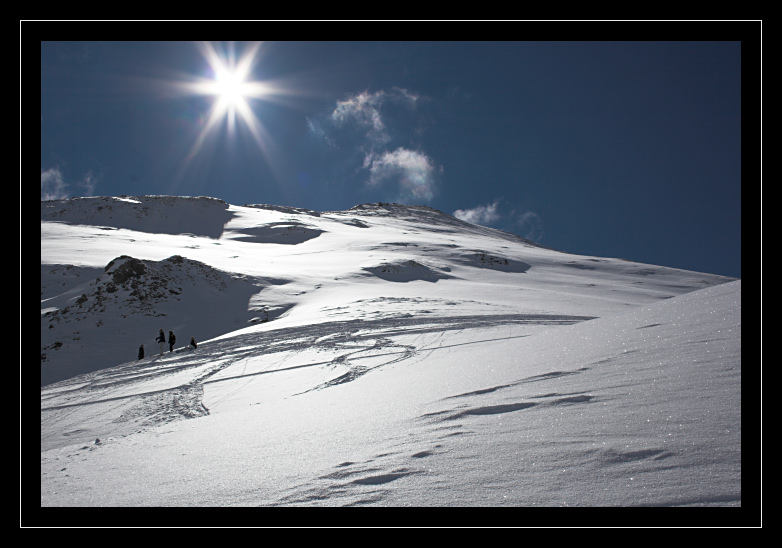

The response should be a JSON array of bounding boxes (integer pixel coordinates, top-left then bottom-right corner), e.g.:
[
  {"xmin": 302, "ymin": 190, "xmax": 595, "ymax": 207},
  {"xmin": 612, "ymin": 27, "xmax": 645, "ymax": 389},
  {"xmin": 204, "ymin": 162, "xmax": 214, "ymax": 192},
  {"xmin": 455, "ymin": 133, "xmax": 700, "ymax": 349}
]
[
  {"xmin": 40, "ymin": 312, "xmax": 592, "ymax": 453},
  {"xmin": 42, "ymin": 313, "xmax": 623, "ymax": 508}
]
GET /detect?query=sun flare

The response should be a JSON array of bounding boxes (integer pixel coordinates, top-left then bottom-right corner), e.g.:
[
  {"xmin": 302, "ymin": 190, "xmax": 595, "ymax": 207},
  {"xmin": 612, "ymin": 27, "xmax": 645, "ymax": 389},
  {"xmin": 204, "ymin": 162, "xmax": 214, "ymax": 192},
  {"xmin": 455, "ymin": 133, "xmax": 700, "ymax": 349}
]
[
  {"xmin": 169, "ymin": 41, "xmax": 297, "ymax": 186},
  {"xmin": 184, "ymin": 42, "xmax": 272, "ymax": 148}
]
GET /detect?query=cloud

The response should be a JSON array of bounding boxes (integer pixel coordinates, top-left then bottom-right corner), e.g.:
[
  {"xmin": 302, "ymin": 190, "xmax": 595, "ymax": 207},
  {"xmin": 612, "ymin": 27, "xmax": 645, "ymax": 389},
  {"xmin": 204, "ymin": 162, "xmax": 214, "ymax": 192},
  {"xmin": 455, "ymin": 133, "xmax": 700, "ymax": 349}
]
[
  {"xmin": 365, "ymin": 148, "xmax": 439, "ymax": 203},
  {"xmin": 309, "ymin": 87, "xmax": 439, "ymax": 203},
  {"xmin": 41, "ymin": 168, "xmax": 68, "ymax": 201},
  {"xmin": 80, "ymin": 171, "xmax": 97, "ymax": 197},
  {"xmin": 306, "ymin": 117, "xmax": 335, "ymax": 147},
  {"xmin": 332, "ymin": 90, "xmax": 387, "ymax": 140},
  {"xmin": 453, "ymin": 200, "xmax": 501, "ymax": 225},
  {"xmin": 314, "ymin": 87, "xmax": 421, "ymax": 152},
  {"xmin": 516, "ymin": 211, "xmax": 543, "ymax": 242},
  {"xmin": 323, "ymin": 87, "xmax": 421, "ymax": 150},
  {"xmin": 41, "ymin": 168, "xmax": 98, "ymax": 201},
  {"xmin": 453, "ymin": 200, "xmax": 544, "ymax": 242}
]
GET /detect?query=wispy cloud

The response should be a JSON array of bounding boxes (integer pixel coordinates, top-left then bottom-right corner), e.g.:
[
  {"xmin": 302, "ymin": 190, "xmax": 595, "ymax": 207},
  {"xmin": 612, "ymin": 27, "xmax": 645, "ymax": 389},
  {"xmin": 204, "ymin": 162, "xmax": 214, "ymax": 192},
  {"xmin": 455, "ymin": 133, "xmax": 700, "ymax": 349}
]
[
  {"xmin": 330, "ymin": 88, "xmax": 419, "ymax": 148},
  {"xmin": 453, "ymin": 200, "xmax": 501, "ymax": 225},
  {"xmin": 41, "ymin": 168, "xmax": 98, "ymax": 201},
  {"xmin": 516, "ymin": 211, "xmax": 543, "ymax": 242},
  {"xmin": 41, "ymin": 168, "xmax": 68, "ymax": 201},
  {"xmin": 80, "ymin": 171, "xmax": 97, "ymax": 197},
  {"xmin": 454, "ymin": 200, "xmax": 544, "ymax": 243}
]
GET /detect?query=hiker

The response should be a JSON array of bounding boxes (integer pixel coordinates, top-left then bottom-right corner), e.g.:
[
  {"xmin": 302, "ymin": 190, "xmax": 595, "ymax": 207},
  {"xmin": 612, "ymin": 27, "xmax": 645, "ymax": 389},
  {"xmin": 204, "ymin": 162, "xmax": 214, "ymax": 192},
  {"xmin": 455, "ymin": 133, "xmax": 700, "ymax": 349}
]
[
  {"xmin": 156, "ymin": 329, "xmax": 166, "ymax": 355},
  {"xmin": 138, "ymin": 344, "xmax": 144, "ymax": 360},
  {"xmin": 169, "ymin": 331, "xmax": 176, "ymax": 353},
  {"xmin": 190, "ymin": 337, "xmax": 197, "ymax": 350}
]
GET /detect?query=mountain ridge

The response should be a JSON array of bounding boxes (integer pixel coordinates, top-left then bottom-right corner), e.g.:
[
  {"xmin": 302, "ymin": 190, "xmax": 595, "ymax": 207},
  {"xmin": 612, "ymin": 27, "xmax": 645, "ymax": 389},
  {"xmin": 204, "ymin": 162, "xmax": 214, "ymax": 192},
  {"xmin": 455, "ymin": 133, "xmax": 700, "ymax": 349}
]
[{"xmin": 42, "ymin": 195, "xmax": 735, "ymax": 387}]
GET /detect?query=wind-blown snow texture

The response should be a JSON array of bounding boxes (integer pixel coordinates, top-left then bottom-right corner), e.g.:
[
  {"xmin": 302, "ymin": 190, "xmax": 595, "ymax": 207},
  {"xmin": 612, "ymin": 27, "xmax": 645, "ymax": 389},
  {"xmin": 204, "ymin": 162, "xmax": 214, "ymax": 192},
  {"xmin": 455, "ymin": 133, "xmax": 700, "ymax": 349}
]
[{"xmin": 40, "ymin": 196, "xmax": 741, "ymax": 511}]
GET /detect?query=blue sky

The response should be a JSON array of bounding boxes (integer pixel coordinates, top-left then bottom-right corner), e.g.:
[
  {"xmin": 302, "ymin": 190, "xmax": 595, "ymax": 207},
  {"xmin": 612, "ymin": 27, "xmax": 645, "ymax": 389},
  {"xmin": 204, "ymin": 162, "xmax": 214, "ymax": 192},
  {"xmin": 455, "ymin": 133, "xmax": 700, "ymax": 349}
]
[{"xmin": 40, "ymin": 40, "xmax": 743, "ymax": 278}]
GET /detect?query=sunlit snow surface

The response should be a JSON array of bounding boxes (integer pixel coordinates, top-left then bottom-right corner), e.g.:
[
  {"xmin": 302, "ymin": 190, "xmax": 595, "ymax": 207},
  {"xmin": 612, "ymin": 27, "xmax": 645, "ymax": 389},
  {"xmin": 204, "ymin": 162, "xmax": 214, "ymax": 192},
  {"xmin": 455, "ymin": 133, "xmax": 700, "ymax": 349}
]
[{"xmin": 41, "ymin": 197, "xmax": 740, "ymax": 509}]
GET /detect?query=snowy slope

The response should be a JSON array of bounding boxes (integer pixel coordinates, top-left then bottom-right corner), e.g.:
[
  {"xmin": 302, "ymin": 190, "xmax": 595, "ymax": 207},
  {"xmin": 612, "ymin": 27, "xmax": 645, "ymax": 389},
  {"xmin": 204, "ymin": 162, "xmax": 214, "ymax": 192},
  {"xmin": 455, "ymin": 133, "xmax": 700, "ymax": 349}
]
[
  {"xmin": 41, "ymin": 196, "xmax": 731, "ymax": 385},
  {"xmin": 39, "ymin": 196, "xmax": 741, "ymax": 510}
]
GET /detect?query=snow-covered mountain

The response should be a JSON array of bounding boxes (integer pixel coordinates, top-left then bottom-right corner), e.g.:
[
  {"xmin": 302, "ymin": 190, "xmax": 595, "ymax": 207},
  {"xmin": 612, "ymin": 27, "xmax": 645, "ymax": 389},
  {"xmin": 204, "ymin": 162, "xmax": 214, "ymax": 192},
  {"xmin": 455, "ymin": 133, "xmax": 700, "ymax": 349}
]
[{"xmin": 40, "ymin": 195, "xmax": 741, "ymax": 511}]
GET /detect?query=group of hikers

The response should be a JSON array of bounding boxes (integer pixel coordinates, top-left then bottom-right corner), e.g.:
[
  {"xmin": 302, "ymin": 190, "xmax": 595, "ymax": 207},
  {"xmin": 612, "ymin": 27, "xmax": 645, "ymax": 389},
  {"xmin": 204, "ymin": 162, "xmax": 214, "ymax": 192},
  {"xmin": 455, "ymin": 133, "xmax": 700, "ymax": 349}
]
[{"xmin": 138, "ymin": 329, "xmax": 197, "ymax": 360}]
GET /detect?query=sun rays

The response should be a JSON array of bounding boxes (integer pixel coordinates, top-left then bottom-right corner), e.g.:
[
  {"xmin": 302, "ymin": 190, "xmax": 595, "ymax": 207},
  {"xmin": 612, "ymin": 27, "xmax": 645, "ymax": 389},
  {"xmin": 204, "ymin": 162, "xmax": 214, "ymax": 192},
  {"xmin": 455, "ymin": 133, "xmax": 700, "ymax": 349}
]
[
  {"xmin": 176, "ymin": 41, "xmax": 279, "ymax": 171},
  {"xmin": 193, "ymin": 42, "xmax": 267, "ymax": 136}
]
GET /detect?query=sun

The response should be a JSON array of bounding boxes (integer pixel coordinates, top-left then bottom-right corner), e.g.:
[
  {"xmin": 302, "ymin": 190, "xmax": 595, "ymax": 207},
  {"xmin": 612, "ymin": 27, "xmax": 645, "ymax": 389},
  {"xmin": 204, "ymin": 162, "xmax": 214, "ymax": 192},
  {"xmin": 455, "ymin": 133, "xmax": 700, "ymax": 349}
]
[
  {"xmin": 184, "ymin": 42, "xmax": 272, "ymax": 147},
  {"xmin": 202, "ymin": 48, "xmax": 268, "ymax": 116},
  {"xmin": 213, "ymin": 66, "xmax": 249, "ymax": 108},
  {"xmin": 169, "ymin": 41, "xmax": 298, "ymax": 187}
]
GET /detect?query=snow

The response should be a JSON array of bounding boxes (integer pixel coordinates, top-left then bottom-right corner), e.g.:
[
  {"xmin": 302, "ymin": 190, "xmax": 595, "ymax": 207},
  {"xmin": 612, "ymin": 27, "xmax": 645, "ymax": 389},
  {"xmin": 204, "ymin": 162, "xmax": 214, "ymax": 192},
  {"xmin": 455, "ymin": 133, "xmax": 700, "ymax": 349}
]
[{"xmin": 39, "ymin": 196, "xmax": 742, "ymax": 512}]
